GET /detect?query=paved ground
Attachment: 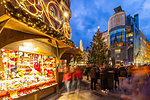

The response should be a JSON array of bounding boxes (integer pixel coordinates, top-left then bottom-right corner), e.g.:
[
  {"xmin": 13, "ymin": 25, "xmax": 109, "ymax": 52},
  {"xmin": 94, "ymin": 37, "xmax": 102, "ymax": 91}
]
[{"xmin": 42, "ymin": 77, "xmax": 121, "ymax": 100}]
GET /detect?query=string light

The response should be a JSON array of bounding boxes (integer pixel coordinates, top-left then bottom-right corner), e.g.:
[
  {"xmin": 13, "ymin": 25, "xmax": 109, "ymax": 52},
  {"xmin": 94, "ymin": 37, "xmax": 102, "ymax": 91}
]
[
  {"xmin": 2, "ymin": 0, "xmax": 75, "ymax": 47},
  {"xmin": 14, "ymin": 0, "xmax": 72, "ymax": 39}
]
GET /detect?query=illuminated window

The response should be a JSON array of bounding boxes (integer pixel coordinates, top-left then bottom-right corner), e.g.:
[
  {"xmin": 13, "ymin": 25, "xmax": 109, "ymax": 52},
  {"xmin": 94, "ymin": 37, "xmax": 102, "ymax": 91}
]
[
  {"xmin": 118, "ymin": 43, "xmax": 123, "ymax": 46},
  {"xmin": 50, "ymin": 7, "xmax": 55, "ymax": 17},
  {"xmin": 117, "ymin": 55, "xmax": 120, "ymax": 58},
  {"xmin": 127, "ymin": 32, "xmax": 133, "ymax": 37},
  {"xmin": 115, "ymin": 49, "xmax": 121, "ymax": 53},
  {"xmin": 130, "ymin": 38, "xmax": 133, "ymax": 41}
]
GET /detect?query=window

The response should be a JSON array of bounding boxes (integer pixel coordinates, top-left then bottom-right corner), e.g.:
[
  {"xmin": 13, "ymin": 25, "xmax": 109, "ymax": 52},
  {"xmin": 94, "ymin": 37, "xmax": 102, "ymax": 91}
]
[
  {"xmin": 118, "ymin": 43, "xmax": 123, "ymax": 47},
  {"xmin": 115, "ymin": 49, "xmax": 121, "ymax": 53},
  {"xmin": 110, "ymin": 28, "xmax": 125, "ymax": 44},
  {"xmin": 117, "ymin": 54, "xmax": 120, "ymax": 58},
  {"xmin": 127, "ymin": 32, "xmax": 133, "ymax": 37},
  {"xmin": 50, "ymin": 7, "xmax": 55, "ymax": 17}
]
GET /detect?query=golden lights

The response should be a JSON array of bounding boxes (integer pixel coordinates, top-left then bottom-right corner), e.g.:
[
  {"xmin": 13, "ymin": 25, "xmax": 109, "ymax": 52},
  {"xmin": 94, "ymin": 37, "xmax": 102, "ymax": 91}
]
[{"xmin": 13, "ymin": 0, "xmax": 72, "ymax": 39}]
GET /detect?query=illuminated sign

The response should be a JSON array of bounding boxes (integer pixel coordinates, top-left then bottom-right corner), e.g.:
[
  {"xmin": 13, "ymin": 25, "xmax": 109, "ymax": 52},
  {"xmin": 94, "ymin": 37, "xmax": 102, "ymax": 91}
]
[
  {"xmin": 19, "ymin": 46, "xmax": 38, "ymax": 53},
  {"xmin": 115, "ymin": 49, "xmax": 121, "ymax": 53},
  {"xmin": 19, "ymin": 46, "xmax": 51, "ymax": 55},
  {"xmin": 12, "ymin": 0, "xmax": 72, "ymax": 39}
]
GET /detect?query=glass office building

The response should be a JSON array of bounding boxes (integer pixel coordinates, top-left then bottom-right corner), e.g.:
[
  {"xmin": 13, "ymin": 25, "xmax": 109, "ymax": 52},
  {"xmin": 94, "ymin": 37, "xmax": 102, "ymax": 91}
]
[{"xmin": 108, "ymin": 6, "xmax": 144, "ymax": 66}]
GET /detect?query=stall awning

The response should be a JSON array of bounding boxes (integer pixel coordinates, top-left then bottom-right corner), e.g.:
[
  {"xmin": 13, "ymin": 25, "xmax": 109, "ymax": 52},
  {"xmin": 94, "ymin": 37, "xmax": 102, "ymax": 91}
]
[{"xmin": 0, "ymin": 15, "xmax": 75, "ymax": 49}]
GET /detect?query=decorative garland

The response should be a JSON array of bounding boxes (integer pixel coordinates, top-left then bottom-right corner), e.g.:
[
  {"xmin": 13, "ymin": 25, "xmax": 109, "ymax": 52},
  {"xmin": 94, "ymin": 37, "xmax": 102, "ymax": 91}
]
[{"xmin": 1, "ymin": 0, "xmax": 75, "ymax": 47}]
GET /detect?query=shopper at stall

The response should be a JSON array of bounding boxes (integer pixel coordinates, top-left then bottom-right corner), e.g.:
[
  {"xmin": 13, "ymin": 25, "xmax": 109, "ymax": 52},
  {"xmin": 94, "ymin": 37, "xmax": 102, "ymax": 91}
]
[
  {"xmin": 63, "ymin": 66, "xmax": 71, "ymax": 95},
  {"xmin": 89, "ymin": 65, "xmax": 97, "ymax": 90},
  {"xmin": 71, "ymin": 67, "xmax": 77, "ymax": 91},
  {"xmin": 75, "ymin": 66, "xmax": 82, "ymax": 93}
]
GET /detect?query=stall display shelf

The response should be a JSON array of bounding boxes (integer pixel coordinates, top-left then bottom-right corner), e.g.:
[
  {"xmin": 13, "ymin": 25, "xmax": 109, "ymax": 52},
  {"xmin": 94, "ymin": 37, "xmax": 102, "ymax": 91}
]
[
  {"xmin": 0, "ymin": 49, "xmax": 57, "ymax": 99},
  {"xmin": 0, "ymin": 81, "xmax": 56, "ymax": 99}
]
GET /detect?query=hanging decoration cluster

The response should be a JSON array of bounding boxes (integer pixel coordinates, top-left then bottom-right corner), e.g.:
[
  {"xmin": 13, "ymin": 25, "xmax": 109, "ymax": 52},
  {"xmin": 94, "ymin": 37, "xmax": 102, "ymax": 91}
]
[{"xmin": 1, "ymin": 0, "xmax": 75, "ymax": 47}]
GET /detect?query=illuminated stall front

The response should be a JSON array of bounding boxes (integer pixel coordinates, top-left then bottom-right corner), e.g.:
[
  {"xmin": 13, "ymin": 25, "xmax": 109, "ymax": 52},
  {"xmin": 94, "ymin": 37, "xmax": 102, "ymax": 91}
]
[
  {"xmin": 0, "ymin": 40, "xmax": 57, "ymax": 99},
  {"xmin": 0, "ymin": 0, "xmax": 74, "ymax": 99}
]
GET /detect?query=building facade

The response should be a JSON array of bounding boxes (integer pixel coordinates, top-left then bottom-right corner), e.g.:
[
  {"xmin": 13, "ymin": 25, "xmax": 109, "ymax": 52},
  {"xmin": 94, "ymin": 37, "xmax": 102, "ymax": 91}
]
[
  {"xmin": 139, "ymin": 32, "xmax": 146, "ymax": 64},
  {"xmin": 108, "ymin": 6, "xmax": 146, "ymax": 65},
  {"xmin": 146, "ymin": 40, "xmax": 150, "ymax": 64},
  {"xmin": 102, "ymin": 30, "xmax": 110, "ymax": 48}
]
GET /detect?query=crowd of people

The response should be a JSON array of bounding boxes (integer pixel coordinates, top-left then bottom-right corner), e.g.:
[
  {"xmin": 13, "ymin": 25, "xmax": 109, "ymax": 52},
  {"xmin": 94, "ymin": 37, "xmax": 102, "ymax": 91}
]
[
  {"xmin": 84, "ymin": 64, "xmax": 150, "ymax": 92},
  {"xmin": 63, "ymin": 66, "xmax": 82, "ymax": 95},
  {"xmin": 62, "ymin": 64, "xmax": 150, "ymax": 99}
]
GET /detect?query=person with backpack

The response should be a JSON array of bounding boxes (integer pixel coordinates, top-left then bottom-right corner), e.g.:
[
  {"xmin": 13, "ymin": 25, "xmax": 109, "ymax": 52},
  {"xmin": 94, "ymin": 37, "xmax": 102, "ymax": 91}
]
[
  {"xmin": 118, "ymin": 64, "xmax": 127, "ymax": 92},
  {"xmin": 89, "ymin": 65, "xmax": 97, "ymax": 90},
  {"xmin": 63, "ymin": 66, "xmax": 71, "ymax": 95}
]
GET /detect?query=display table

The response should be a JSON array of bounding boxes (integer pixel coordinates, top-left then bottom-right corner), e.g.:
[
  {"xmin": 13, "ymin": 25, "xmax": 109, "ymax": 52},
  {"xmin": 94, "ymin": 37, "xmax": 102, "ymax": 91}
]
[
  {"xmin": 14, "ymin": 83, "xmax": 57, "ymax": 100},
  {"xmin": 0, "ymin": 83, "xmax": 57, "ymax": 100}
]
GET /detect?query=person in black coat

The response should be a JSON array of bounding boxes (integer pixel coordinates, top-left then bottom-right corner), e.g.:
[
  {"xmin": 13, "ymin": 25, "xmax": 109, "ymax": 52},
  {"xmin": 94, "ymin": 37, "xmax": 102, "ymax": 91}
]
[
  {"xmin": 85, "ymin": 66, "xmax": 90, "ymax": 80},
  {"xmin": 114, "ymin": 66, "xmax": 119, "ymax": 89},
  {"xmin": 89, "ymin": 65, "xmax": 97, "ymax": 90}
]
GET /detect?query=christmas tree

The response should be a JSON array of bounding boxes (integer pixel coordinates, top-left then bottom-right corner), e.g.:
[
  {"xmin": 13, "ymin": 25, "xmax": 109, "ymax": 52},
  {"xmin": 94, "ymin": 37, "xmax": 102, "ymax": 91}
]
[{"xmin": 88, "ymin": 27, "xmax": 109, "ymax": 65}]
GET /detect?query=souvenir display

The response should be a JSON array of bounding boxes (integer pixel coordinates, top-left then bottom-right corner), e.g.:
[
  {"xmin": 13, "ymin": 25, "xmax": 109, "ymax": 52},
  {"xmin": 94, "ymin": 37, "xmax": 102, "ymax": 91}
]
[
  {"xmin": 0, "ymin": 49, "xmax": 56, "ymax": 99},
  {"xmin": 58, "ymin": 60, "xmax": 67, "ymax": 72}
]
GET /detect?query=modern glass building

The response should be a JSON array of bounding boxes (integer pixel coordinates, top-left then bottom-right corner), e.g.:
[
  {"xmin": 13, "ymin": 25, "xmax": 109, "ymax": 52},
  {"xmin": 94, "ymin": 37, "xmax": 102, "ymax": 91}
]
[{"xmin": 108, "ymin": 6, "xmax": 144, "ymax": 66}]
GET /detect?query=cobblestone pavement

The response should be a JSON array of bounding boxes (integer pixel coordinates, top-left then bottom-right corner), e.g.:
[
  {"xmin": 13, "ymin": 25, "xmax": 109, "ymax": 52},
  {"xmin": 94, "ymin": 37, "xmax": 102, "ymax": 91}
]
[{"xmin": 42, "ymin": 76, "xmax": 122, "ymax": 100}]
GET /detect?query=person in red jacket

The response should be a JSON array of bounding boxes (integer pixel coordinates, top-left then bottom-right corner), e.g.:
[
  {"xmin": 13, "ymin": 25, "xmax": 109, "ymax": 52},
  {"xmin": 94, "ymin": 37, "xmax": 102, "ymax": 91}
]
[
  {"xmin": 71, "ymin": 67, "xmax": 77, "ymax": 91},
  {"xmin": 75, "ymin": 66, "xmax": 82, "ymax": 93},
  {"xmin": 63, "ymin": 66, "xmax": 71, "ymax": 94}
]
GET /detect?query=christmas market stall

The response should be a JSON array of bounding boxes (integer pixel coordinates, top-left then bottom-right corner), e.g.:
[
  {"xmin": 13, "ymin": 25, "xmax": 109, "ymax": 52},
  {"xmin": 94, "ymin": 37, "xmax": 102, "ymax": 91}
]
[{"xmin": 0, "ymin": 0, "xmax": 75, "ymax": 99}]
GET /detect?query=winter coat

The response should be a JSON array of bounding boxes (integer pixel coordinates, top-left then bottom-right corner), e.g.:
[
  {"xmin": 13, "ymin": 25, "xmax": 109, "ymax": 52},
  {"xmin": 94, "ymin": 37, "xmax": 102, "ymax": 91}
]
[
  {"xmin": 75, "ymin": 70, "xmax": 82, "ymax": 79},
  {"xmin": 85, "ymin": 67, "xmax": 90, "ymax": 75},
  {"xmin": 118, "ymin": 67, "xmax": 127, "ymax": 77},
  {"xmin": 89, "ymin": 67, "xmax": 96, "ymax": 79},
  {"xmin": 114, "ymin": 68, "xmax": 119, "ymax": 81},
  {"xmin": 72, "ymin": 72, "xmax": 77, "ymax": 80},
  {"xmin": 127, "ymin": 66, "xmax": 132, "ymax": 77},
  {"xmin": 63, "ymin": 71, "xmax": 71, "ymax": 81}
]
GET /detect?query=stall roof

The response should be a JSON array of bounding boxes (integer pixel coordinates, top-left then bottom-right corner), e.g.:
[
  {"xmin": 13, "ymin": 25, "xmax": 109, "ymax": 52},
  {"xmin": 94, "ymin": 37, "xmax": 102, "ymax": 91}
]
[
  {"xmin": 0, "ymin": 15, "xmax": 74, "ymax": 49},
  {"xmin": 64, "ymin": 48, "xmax": 83, "ymax": 55}
]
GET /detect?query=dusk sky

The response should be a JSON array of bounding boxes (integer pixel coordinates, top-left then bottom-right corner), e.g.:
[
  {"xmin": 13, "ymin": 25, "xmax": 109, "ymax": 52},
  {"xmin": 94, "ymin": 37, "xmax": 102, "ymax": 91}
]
[{"xmin": 70, "ymin": 0, "xmax": 150, "ymax": 49}]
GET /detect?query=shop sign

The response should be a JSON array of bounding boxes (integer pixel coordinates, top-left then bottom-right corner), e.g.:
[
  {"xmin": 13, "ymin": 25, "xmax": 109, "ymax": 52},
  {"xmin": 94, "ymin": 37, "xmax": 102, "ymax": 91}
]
[
  {"xmin": 19, "ymin": 46, "xmax": 51, "ymax": 55},
  {"xmin": 19, "ymin": 46, "xmax": 38, "ymax": 53}
]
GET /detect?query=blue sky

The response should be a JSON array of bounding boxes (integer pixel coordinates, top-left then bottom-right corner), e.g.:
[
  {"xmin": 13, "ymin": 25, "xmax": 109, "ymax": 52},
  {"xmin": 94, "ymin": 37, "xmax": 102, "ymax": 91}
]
[{"xmin": 70, "ymin": 0, "xmax": 150, "ymax": 49}]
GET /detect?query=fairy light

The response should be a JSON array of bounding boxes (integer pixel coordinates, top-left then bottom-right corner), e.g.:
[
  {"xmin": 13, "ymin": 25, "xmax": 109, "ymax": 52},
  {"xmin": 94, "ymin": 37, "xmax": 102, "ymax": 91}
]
[
  {"xmin": 64, "ymin": 12, "xmax": 68, "ymax": 17},
  {"xmin": 12, "ymin": 0, "xmax": 72, "ymax": 39}
]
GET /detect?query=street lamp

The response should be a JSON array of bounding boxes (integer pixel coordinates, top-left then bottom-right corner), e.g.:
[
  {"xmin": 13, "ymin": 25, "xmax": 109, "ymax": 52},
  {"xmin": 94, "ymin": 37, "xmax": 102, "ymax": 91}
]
[{"xmin": 64, "ymin": 12, "xmax": 68, "ymax": 17}]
